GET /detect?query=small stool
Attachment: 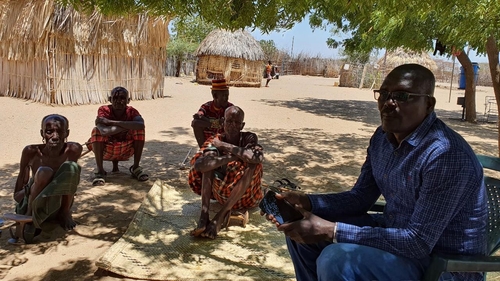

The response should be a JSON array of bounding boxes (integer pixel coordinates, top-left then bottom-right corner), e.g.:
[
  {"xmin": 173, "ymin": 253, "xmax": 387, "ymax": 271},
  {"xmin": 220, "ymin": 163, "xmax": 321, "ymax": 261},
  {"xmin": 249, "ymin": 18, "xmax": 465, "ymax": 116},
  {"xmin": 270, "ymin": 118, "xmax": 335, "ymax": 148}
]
[{"xmin": 3, "ymin": 213, "xmax": 36, "ymax": 244}]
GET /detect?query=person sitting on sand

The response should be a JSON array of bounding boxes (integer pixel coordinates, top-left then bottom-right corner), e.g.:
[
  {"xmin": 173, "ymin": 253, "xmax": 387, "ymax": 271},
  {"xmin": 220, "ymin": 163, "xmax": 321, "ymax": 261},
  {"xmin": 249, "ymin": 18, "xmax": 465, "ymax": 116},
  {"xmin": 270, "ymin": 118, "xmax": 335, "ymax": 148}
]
[
  {"xmin": 191, "ymin": 79, "xmax": 234, "ymax": 148},
  {"xmin": 13, "ymin": 114, "xmax": 82, "ymax": 232},
  {"xmin": 188, "ymin": 106, "xmax": 264, "ymax": 239},
  {"xmin": 87, "ymin": 86, "xmax": 148, "ymax": 186}
]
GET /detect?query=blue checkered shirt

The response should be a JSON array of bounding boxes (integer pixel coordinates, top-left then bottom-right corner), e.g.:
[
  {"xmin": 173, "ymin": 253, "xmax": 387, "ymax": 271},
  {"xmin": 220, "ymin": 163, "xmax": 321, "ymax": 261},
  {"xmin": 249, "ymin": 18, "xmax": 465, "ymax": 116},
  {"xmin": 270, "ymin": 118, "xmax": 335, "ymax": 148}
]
[{"xmin": 309, "ymin": 112, "xmax": 487, "ymax": 280}]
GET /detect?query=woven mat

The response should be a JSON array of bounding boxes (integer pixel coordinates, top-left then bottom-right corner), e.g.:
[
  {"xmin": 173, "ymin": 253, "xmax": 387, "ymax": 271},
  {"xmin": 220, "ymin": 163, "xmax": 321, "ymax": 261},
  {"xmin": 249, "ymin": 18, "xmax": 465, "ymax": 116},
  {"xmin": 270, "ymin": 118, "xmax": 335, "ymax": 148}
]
[{"xmin": 96, "ymin": 179, "xmax": 296, "ymax": 280}]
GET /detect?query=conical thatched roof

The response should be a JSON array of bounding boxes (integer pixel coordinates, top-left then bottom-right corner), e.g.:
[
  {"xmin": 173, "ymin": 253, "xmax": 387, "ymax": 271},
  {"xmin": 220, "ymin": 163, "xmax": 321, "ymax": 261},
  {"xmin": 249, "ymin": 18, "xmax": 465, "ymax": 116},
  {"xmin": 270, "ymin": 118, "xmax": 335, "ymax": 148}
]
[
  {"xmin": 196, "ymin": 29, "xmax": 264, "ymax": 61},
  {"xmin": 377, "ymin": 48, "xmax": 438, "ymax": 71}
]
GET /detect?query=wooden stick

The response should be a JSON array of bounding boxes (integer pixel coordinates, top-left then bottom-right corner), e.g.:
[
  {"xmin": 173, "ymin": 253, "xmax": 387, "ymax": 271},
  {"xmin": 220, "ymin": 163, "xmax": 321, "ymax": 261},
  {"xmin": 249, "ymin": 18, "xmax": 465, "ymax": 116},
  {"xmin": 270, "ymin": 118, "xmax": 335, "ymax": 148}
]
[{"xmin": 181, "ymin": 148, "xmax": 193, "ymax": 165}]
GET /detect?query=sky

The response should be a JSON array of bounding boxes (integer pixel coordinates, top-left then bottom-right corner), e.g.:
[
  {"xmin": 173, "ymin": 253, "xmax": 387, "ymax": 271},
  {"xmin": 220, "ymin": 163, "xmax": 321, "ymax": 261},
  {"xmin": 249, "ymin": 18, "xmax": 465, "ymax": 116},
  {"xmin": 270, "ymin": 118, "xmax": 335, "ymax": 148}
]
[
  {"xmin": 250, "ymin": 20, "xmax": 489, "ymax": 63},
  {"xmin": 250, "ymin": 21, "xmax": 340, "ymax": 59}
]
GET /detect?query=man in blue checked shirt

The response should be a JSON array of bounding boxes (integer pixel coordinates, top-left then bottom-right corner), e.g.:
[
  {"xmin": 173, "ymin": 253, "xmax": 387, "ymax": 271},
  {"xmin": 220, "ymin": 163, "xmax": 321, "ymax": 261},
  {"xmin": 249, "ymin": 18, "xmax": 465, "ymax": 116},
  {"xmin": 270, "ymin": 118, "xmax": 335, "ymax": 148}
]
[{"xmin": 263, "ymin": 64, "xmax": 487, "ymax": 281}]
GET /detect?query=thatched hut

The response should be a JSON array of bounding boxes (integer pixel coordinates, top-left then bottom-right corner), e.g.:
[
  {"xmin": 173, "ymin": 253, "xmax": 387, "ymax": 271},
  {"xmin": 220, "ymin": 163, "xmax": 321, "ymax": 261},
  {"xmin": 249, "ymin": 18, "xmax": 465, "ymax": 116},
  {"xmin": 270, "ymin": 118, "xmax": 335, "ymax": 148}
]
[
  {"xmin": 377, "ymin": 48, "xmax": 438, "ymax": 72},
  {"xmin": 371, "ymin": 48, "xmax": 438, "ymax": 89},
  {"xmin": 195, "ymin": 29, "xmax": 264, "ymax": 87},
  {"xmin": 0, "ymin": 0, "xmax": 169, "ymax": 105},
  {"xmin": 339, "ymin": 63, "xmax": 366, "ymax": 88},
  {"xmin": 339, "ymin": 48, "xmax": 439, "ymax": 89}
]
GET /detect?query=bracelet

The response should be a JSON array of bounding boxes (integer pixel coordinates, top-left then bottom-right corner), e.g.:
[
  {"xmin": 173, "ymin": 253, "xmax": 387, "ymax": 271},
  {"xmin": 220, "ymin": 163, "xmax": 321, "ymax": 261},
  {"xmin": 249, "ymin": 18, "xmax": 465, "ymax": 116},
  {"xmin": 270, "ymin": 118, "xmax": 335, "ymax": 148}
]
[{"xmin": 332, "ymin": 223, "xmax": 338, "ymax": 243}]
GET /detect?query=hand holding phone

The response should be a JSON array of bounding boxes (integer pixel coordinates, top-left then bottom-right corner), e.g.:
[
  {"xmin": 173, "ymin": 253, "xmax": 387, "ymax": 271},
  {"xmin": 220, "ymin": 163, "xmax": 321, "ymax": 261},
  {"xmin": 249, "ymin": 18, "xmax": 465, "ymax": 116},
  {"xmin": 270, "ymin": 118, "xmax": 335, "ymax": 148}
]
[{"xmin": 259, "ymin": 188, "xmax": 304, "ymax": 225}]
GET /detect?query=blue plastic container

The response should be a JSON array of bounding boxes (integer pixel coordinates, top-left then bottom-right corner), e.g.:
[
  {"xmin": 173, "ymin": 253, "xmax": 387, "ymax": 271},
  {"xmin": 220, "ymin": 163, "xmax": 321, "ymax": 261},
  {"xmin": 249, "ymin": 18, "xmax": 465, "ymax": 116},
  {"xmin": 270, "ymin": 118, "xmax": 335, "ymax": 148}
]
[
  {"xmin": 458, "ymin": 62, "xmax": 480, "ymax": 89},
  {"xmin": 473, "ymin": 63, "xmax": 480, "ymax": 84}
]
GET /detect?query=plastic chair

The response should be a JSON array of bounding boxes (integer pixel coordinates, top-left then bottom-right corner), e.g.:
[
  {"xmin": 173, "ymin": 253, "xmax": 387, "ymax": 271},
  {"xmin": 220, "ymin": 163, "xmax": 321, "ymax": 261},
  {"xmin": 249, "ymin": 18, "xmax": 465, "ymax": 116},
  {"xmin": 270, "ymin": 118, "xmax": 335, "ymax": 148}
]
[
  {"xmin": 422, "ymin": 154, "xmax": 500, "ymax": 280},
  {"xmin": 484, "ymin": 96, "xmax": 498, "ymax": 123}
]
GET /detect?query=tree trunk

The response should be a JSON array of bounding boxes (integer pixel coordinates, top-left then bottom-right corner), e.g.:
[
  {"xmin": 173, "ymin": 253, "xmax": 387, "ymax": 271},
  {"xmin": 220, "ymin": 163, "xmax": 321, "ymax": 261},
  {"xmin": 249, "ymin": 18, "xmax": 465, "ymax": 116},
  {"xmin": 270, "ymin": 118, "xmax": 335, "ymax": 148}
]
[
  {"xmin": 485, "ymin": 36, "xmax": 500, "ymax": 157},
  {"xmin": 359, "ymin": 64, "xmax": 368, "ymax": 89},
  {"xmin": 175, "ymin": 58, "xmax": 181, "ymax": 77},
  {"xmin": 456, "ymin": 52, "xmax": 477, "ymax": 122}
]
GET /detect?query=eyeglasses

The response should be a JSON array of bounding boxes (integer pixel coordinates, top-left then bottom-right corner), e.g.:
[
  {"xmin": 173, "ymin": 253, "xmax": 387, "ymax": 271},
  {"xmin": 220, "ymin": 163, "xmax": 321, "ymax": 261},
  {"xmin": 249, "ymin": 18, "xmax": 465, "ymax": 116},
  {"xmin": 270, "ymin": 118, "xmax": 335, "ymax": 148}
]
[{"xmin": 374, "ymin": 89, "xmax": 430, "ymax": 103}]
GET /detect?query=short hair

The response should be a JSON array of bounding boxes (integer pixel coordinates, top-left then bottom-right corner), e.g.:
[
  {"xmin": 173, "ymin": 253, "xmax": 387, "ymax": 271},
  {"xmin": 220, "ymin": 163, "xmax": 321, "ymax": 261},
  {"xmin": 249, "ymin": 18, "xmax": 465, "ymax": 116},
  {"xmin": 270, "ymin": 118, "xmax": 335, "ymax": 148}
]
[
  {"xmin": 41, "ymin": 114, "xmax": 69, "ymax": 129},
  {"xmin": 110, "ymin": 86, "xmax": 129, "ymax": 98},
  {"xmin": 225, "ymin": 105, "xmax": 245, "ymax": 120},
  {"xmin": 388, "ymin": 64, "xmax": 436, "ymax": 97}
]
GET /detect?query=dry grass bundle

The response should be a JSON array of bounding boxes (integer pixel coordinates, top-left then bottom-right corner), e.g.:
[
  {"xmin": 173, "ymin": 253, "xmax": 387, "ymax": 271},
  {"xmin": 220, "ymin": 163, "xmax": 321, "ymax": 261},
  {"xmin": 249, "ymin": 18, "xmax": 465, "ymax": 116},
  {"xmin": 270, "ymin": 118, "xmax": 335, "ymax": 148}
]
[
  {"xmin": 299, "ymin": 58, "xmax": 340, "ymax": 77},
  {"xmin": 195, "ymin": 29, "xmax": 264, "ymax": 87},
  {"xmin": 0, "ymin": 0, "xmax": 169, "ymax": 105},
  {"xmin": 378, "ymin": 47, "xmax": 438, "ymax": 72},
  {"xmin": 339, "ymin": 48, "xmax": 438, "ymax": 89},
  {"xmin": 339, "ymin": 63, "xmax": 364, "ymax": 88}
]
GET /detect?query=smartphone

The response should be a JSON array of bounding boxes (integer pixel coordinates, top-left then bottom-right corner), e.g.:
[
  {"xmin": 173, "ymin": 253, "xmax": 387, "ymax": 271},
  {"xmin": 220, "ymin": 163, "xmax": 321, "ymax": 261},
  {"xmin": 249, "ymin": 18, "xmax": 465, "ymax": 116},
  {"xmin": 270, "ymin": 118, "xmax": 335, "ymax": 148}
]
[{"xmin": 259, "ymin": 188, "xmax": 303, "ymax": 225}]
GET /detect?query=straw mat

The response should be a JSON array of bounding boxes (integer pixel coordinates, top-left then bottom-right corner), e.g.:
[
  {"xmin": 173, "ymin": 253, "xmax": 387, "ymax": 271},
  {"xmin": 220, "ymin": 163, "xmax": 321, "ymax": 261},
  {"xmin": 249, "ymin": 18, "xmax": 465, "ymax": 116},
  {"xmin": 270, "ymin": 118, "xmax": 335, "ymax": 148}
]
[{"xmin": 96, "ymin": 179, "xmax": 295, "ymax": 280}]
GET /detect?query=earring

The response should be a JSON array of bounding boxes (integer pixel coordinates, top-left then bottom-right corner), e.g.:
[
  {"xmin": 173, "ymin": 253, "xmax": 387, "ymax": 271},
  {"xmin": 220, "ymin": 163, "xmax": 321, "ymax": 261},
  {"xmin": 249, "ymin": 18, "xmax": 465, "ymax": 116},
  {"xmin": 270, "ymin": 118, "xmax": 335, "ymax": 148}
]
[{"xmin": 42, "ymin": 137, "xmax": 45, "ymax": 143}]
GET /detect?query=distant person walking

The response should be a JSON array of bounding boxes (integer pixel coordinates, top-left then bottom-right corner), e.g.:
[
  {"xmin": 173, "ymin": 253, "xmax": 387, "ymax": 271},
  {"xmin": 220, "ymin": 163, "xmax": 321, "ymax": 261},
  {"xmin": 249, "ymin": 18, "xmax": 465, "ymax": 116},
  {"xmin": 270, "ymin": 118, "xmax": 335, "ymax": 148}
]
[{"xmin": 265, "ymin": 61, "xmax": 275, "ymax": 87}]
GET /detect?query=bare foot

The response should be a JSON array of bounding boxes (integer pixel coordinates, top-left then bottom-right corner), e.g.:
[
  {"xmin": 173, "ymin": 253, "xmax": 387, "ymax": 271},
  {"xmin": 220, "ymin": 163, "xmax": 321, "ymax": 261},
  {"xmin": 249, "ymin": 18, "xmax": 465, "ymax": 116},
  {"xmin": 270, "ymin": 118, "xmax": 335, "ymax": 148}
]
[
  {"xmin": 58, "ymin": 211, "xmax": 76, "ymax": 230},
  {"xmin": 191, "ymin": 212, "xmax": 209, "ymax": 237},
  {"xmin": 200, "ymin": 211, "xmax": 230, "ymax": 239}
]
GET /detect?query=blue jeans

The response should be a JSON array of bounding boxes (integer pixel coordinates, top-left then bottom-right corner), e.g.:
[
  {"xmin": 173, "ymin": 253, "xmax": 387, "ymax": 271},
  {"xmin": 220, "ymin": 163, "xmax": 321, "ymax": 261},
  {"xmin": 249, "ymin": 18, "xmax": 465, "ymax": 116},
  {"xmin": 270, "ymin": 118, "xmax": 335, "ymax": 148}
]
[
  {"xmin": 287, "ymin": 239, "xmax": 435, "ymax": 281},
  {"xmin": 285, "ymin": 214, "xmax": 441, "ymax": 281}
]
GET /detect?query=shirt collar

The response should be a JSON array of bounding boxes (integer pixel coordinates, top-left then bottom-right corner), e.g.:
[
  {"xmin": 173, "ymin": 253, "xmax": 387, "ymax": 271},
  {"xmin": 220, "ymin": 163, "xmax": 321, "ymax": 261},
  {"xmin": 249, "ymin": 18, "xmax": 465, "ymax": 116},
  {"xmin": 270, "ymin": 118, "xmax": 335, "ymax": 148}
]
[{"xmin": 396, "ymin": 111, "xmax": 437, "ymax": 147}]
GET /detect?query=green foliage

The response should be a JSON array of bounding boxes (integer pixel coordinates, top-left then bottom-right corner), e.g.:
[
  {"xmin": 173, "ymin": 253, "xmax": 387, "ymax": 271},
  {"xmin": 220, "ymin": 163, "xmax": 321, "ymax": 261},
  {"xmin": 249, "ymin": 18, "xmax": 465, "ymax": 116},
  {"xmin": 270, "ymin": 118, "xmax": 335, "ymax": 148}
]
[
  {"xmin": 167, "ymin": 16, "xmax": 215, "ymax": 58},
  {"xmin": 171, "ymin": 16, "xmax": 214, "ymax": 44},
  {"xmin": 259, "ymin": 40, "xmax": 278, "ymax": 61},
  {"xmin": 166, "ymin": 40, "xmax": 197, "ymax": 58},
  {"xmin": 57, "ymin": 0, "xmax": 312, "ymax": 32},
  {"xmin": 314, "ymin": 0, "xmax": 500, "ymax": 57},
  {"xmin": 310, "ymin": 0, "xmax": 500, "ymax": 126},
  {"xmin": 57, "ymin": 0, "xmax": 500, "ymax": 61},
  {"xmin": 56, "ymin": 0, "xmax": 500, "ymax": 148},
  {"xmin": 56, "ymin": 0, "xmax": 500, "ymax": 55}
]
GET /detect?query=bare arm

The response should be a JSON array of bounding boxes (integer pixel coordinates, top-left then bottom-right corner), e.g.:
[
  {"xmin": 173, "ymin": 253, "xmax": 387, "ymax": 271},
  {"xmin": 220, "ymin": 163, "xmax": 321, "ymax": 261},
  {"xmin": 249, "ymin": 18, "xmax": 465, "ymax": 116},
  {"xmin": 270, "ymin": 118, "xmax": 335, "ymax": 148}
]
[
  {"xmin": 213, "ymin": 136, "xmax": 264, "ymax": 164},
  {"xmin": 191, "ymin": 114, "xmax": 212, "ymax": 128},
  {"xmin": 66, "ymin": 142, "xmax": 83, "ymax": 161},
  {"xmin": 193, "ymin": 150, "xmax": 238, "ymax": 173},
  {"xmin": 96, "ymin": 116, "xmax": 145, "ymax": 136},
  {"xmin": 14, "ymin": 145, "xmax": 38, "ymax": 202},
  {"xmin": 191, "ymin": 113, "xmax": 223, "ymax": 130}
]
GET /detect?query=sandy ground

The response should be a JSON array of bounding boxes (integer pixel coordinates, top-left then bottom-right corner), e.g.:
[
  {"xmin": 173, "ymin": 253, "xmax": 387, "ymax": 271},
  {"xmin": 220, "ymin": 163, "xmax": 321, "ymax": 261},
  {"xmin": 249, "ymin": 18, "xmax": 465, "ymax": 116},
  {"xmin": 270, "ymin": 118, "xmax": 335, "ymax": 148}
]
[{"xmin": 0, "ymin": 75, "xmax": 498, "ymax": 280}]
